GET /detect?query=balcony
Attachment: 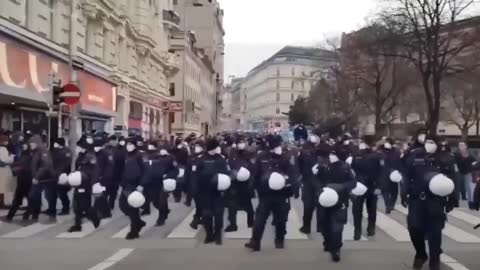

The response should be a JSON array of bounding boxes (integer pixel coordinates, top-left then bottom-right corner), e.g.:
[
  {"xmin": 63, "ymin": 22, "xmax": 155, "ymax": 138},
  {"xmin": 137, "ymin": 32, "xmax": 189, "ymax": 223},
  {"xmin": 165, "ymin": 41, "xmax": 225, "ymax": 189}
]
[{"xmin": 163, "ymin": 9, "xmax": 181, "ymax": 30}]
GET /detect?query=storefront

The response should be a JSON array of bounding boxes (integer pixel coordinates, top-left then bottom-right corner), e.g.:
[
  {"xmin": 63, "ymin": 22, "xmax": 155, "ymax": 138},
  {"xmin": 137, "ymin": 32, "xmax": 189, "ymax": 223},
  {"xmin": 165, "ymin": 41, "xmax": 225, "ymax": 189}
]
[{"xmin": 0, "ymin": 32, "xmax": 117, "ymax": 139}]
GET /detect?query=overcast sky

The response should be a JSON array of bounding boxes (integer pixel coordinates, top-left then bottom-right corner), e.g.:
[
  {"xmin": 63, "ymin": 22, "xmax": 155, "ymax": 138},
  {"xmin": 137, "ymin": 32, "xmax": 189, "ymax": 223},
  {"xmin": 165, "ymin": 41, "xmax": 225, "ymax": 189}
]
[{"xmin": 217, "ymin": 0, "xmax": 379, "ymax": 82}]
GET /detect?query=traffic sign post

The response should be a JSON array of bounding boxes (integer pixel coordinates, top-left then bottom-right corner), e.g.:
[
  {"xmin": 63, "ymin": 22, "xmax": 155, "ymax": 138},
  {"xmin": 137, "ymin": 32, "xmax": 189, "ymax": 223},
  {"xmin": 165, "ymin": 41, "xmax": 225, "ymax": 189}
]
[{"xmin": 60, "ymin": 83, "xmax": 81, "ymax": 105}]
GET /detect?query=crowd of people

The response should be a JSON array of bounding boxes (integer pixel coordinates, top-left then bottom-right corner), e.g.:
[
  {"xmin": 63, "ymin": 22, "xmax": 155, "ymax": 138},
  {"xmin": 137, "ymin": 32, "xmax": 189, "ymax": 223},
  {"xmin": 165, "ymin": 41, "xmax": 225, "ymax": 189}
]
[{"xmin": 0, "ymin": 127, "xmax": 479, "ymax": 270}]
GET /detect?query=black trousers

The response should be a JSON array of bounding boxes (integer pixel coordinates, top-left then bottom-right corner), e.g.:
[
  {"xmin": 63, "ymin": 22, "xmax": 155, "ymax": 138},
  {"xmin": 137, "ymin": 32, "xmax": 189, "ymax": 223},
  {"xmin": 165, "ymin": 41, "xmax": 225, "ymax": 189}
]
[
  {"xmin": 407, "ymin": 198, "xmax": 444, "ymax": 264},
  {"xmin": 227, "ymin": 194, "xmax": 254, "ymax": 227},
  {"xmin": 352, "ymin": 192, "xmax": 377, "ymax": 232},
  {"xmin": 192, "ymin": 195, "xmax": 202, "ymax": 222},
  {"xmin": 119, "ymin": 191, "xmax": 143, "ymax": 233},
  {"xmin": 107, "ymin": 181, "xmax": 120, "ymax": 210},
  {"xmin": 142, "ymin": 184, "xmax": 155, "ymax": 213},
  {"xmin": 73, "ymin": 188, "xmax": 99, "ymax": 227},
  {"xmin": 7, "ymin": 181, "xmax": 31, "ymax": 219},
  {"xmin": 93, "ymin": 192, "xmax": 111, "ymax": 219},
  {"xmin": 201, "ymin": 195, "xmax": 225, "ymax": 239},
  {"xmin": 382, "ymin": 182, "xmax": 398, "ymax": 211},
  {"xmin": 29, "ymin": 182, "xmax": 57, "ymax": 218},
  {"xmin": 251, "ymin": 196, "xmax": 288, "ymax": 242},
  {"xmin": 321, "ymin": 204, "xmax": 347, "ymax": 252},
  {"xmin": 301, "ymin": 184, "xmax": 321, "ymax": 231},
  {"xmin": 152, "ymin": 189, "xmax": 170, "ymax": 222},
  {"xmin": 57, "ymin": 184, "xmax": 71, "ymax": 211}
]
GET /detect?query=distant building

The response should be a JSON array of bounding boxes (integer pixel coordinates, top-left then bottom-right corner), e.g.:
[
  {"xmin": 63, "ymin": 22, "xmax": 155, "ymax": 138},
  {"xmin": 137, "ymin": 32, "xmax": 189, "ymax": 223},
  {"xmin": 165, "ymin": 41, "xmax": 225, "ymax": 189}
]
[{"xmin": 241, "ymin": 46, "xmax": 336, "ymax": 132}]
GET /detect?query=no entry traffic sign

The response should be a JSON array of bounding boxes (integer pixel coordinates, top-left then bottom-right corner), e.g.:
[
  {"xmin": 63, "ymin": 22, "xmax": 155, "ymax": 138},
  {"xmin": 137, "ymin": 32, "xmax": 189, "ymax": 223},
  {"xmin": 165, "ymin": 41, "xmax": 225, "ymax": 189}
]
[{"xmin": 61, "ymin": 83, "xmax": 81, "ymax": 105}]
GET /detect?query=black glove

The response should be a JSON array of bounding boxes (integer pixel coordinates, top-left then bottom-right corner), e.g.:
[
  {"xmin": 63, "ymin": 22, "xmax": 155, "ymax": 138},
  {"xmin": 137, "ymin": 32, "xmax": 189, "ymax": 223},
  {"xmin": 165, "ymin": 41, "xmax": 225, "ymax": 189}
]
[{"xmin": 401, "ymin": 195, "xmax": 408, "ymax": 208}]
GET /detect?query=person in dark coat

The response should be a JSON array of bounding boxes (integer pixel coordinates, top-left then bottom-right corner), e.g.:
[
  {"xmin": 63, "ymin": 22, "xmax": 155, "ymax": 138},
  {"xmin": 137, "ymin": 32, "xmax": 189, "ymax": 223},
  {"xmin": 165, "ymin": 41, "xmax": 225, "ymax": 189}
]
[
  {"xmin": 51, "ymin": 137, "xmax": 72, "ymax": 215},
  {"xmin": 187, "ymin": 139, "xmax": 206, "ymax": 229}
]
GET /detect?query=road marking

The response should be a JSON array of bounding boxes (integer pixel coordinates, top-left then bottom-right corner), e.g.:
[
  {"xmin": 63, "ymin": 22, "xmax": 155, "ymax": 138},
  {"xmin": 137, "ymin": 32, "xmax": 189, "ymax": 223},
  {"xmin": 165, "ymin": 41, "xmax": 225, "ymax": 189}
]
[
  {"xmin": 3, "ymin": 216, "xmax": 70, "ymax": 238},
  {"xmin": 224, "ymin": 211, "xmax": 251, "ymax": 239},
  {"xmin": 374, "ymin": 209, "xmax": 410, "ymax": 242},
  {"xmin": 449, "ymin": 209, "xmax": 480, "ymax": 226},
  {"xmin": 285, "ymin": 208, "xmax": 308, "ymax": 240},
  {"xmin": 57, "ymin": 217, "xmax": 115, "ymax": 239},
  {"xmin": 87, "ymin": 248, "xmax": 134, "ymax": 270},
  {"xmin": 441, "ymin": 254, "xmax": 471, "ymax": 270},
  {"xmin": 112, "ymin": 212, "xmax": 157, "ymax": 239},
  {"xmin": 343, "ymin": 221, "xmax": 367, "ymax": 241},
  {"xmin": 395, "ymin": 206, "xmax": 480, "ymax": 243},
  {"xmin": 167, "ymin": 209, "xmax": 199, "ymax": 239}
]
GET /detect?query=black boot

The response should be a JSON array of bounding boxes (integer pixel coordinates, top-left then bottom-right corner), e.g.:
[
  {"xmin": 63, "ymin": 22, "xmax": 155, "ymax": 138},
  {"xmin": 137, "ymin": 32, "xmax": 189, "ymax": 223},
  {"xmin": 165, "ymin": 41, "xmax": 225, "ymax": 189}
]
[
  {"xmin": 58, "ymin": 209, "xmax": 70, "ymax": 216},
  {"xmin": 354, "ymin": 230, "xmax": 362, "ymax": 241},
  {"xmin": 224, "ymin": 224, "xmax": 238, "ymax": 232},
  {"xmin": 412, "ymin": 255, "xmax": 428, "ymax": 270},
  {"xmin": 156, "ymin": 218, "xmax": 166, "ymax": 226},
  {"xmin": 367, "ymin": 224, "xmax": 375, "ymax": 237},
  {"xmin": 204, "ymin": 235, "xmax": 214, "ymax": 244},
  {"xmin": 299, "ymin": 226, "xmax": 311, "ymax": 234},
  {"xmin": 274, "ymin": 239, "xmax": 285, "ymax": 249},
  {"xmin": 429, "ymin": 259, "xmax": 440, "ymax": 270},
  {"xmin": 214, "ymin": 233, "xmax": 222, "ymax": 245},
  {"xmin": 68, "ymin": 225, "xmax": 82, "ymax": 232},
  {"xmin": 245, "ymin": 240, "xmax": 260, "ymax": 251},
  {"xmin": 125, "ymin": 231, "xmax": 139, "ymax": 240},
  {"xmin": 190, "ymin": 218, "xmax": 200, "ymax": 230},
  {"xmin": 330, "ymin": 251, "xmax": 341, "ymax": 262}
]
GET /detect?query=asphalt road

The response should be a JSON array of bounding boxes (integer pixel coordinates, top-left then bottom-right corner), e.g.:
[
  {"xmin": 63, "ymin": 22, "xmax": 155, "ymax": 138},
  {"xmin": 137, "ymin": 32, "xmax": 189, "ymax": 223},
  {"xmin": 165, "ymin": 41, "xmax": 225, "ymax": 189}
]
[{"xmin": 0, "ymin": 197, "xmax": 479, "ymax": 270}]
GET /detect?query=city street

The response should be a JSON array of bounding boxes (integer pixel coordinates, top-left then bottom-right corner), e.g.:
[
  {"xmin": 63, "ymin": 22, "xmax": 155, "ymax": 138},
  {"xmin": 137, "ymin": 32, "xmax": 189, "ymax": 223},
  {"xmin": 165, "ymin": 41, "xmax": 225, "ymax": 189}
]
[{"xmin": 0, "ymin": 198, "xmax": 479, "ymax": 270}]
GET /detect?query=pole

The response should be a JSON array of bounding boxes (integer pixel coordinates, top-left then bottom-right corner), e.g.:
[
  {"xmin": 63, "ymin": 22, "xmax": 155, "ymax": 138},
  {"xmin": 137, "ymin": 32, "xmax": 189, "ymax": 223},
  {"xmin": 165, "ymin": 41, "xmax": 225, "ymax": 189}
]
[
  {"xmin": 68, "ymin": 0, "xmax": 79, "ymax": 166},
  {"xmin": 181, "ymin": 3, "xmax": 188, "ymax": 135},
  {"xmin": 48, "ymin": 107, "xmax": 52, "ymax": 148}
]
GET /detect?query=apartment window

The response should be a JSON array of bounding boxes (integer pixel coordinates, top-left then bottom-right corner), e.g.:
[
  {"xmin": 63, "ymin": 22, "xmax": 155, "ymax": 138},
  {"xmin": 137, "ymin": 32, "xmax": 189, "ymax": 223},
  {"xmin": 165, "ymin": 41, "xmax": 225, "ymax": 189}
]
[
  {"xmin": 276, "ymin": 93, "xmax": 280, "ymax": 102},
  {"xmin": 173, "ymin": 0, "xmax": 178, "ymax": 5},
  {"xmin": 276, "ymin": 107, "xmax": 280, "ymax": 114},
  {"xmin": 102, "ymin": 28, "xmax": 109, "ymax": 62},
  {"xmin": 291, "ymin": 93, "xmax": 294, "ymax": 101},
  {"xmin": 276, "ymin": 80, "xmax": 280, "ymax": 90},
  {"xmin": 301, "ymin": 81, "xmax": 305, "ymax": 89},
  {"xmin": 169, "ymin": 83, "xmax": 175, "ymax": 96},
  {"xmin": 291, "ymin": 80, "xmax": 295, "ymax": 89},
  {"xmin": 117, "ymin": 36, "xmax": 125, "ymax": 69},
  {"xmin": 49, "ymin": 0, "xmax": 55, "ymax": 39},
  {"xmin": 276, "ymin": 67, "xmax": 280, "ymax": 76},
  {"xmin": 291, "ymin": 67, "xmax": 295, "ymax": 76}
]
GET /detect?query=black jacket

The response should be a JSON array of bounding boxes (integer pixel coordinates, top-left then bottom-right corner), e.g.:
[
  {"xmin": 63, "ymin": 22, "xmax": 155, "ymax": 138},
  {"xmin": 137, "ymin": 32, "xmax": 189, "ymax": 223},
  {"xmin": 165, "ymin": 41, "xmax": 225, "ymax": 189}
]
[
  {"xmin": 196, "ymin": 153, "xmax": 230, "ymax": 199},
  {"xmin": 52, "ymin": 147, "xmax": 72, "ymax": 178},
  {"xmin": 253, "ymin": 152, "xmax": 298, "ymax": 199},
  {"xmin": 317, "ymin": 160, "xmax": 356, "ymax": 204},
  {"xmin": 31, "ymin": 148, "xmax": 54, "ymax": 183},
  {"xmin": 121, "ymin": 150, "xmax": 144, "ymax": 191},
  {"xmin": 140, "ymin": 152, "xmax": 178, "ymax": 187}
]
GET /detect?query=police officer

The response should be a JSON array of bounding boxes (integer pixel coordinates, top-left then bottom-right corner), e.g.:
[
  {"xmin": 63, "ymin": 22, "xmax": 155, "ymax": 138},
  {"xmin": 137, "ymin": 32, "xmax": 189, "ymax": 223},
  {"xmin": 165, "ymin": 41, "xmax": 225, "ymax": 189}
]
[
  {"xmin": 28, "ymin": 135, "xmax": 56, "ymax": 222},
  {"xmin": 52, "ymin": 138, "xmax": 72, "ymax": 216},
  {"xmin": 196, "ymin": 138, "xmax": 231, "ymax": 244},
  {"xmin": 245, "ymin": 134, "xmax": 297, "ymax": 251},
  {"xmin": 402, "ymin": 132, "xmax": 457, "ymax": 270},
  {"xmin": 317, "ymin": 146, "xmax": 356, "ymax": 262},
  {"xmin": 140, "ymin": 140, "xmax": 178, "ymax": 225},
  {"xmin": 68, "ymin": 135, "xmax": 100, "ymax": 232},
  {"xmin": 188, "ymin": 139, "xmax": 206, "ymax": 229},
  {"xmin": 93, "ymin": 135, "xmax": 113, "ymax": 219},
  {"xmin": 170, "ymin": 137, "xmax": 189, "ymax": 203},
  {"xmin": 225, "ymin": 135, "xmax": 255, "ymax": 232},
  {"xmin": 107, "ymin": 135, "xmax": 126, "ymax": 210},
  {"xmin": 379, "ymin": 138, "xmax": 403, "ymax": 214},
  {"xmin": 298, "ymin": 133, "xmax": 330, "ymax": 234},
  {"xmin": 294, "ymin": 124, "xmax": 308, "ymax": 143},
  {"xmin": 121, "ymin": 137, "xmax": 146, "ymax": 239},
  {"xmin": 4, "ymin": 141, "xmax": 32, "ymax": 221},
  {"xmin": 350, "ymin": 137, "xmax": 383, "ymax": 240}
]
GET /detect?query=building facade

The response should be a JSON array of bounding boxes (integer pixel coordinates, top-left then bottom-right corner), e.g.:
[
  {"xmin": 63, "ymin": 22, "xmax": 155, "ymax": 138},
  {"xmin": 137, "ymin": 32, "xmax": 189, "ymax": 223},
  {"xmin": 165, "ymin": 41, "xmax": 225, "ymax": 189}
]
[
  {"xmin": 241, "ymin": 46, "xmax": 336, "ymax": 132},
  {"xmin": 173, "ymin": 0, "xmax": 224, "ymax": 134},
  {"xmin": 0, "ymin": 0, "xmax": 181, "ymax": 140}
]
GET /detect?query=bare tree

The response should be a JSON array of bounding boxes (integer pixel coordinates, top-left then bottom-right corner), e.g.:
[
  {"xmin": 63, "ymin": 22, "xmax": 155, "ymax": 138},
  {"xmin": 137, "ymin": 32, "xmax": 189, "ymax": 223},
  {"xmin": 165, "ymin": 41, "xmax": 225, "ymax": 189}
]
[
  {"xmin": 378, "ymin": 0, "xmax": 480, "ymax": 134},
  {"xmin": 340, "ymin": 24, "xmax": 416, "ymax": 136}
]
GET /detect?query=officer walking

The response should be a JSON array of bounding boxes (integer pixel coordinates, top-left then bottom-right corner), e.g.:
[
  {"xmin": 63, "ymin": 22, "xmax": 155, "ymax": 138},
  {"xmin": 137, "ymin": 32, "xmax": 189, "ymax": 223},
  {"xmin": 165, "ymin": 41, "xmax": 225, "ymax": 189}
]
[
  {"xmin": 402, "ymin": 131, "xmax": 457, "ymax": 270},
  {"xmin": 225, "ymin": 135, "xmax": 255, "ymax": 232},
  {"xmin": 196, "ymin": 138, "xmax": 231, "ymax": 244},
  {"xmin": 379, "ymin": 138, "xmax": 403, "ymax": 214},
  {"xmin": 350, "ymin": 137, "xmax": 383, "ymax": 240},
  {"xmin": 187, "ymin": 139, "xmax": 206, "ymax": 229},
  {"xmin": 245, "ymin": 134, "xmax": 298, "ymax": 251},
  {"xmin": 52, "ymin": 138, "xmax": 72, "ymax": 216},
  {"xmin": 92, "ymin": 135, "xmax": 113, "ymax": 219},
  {"xmin": 107, "ymin": 135, "xmax": 125, "ymax": 210}
]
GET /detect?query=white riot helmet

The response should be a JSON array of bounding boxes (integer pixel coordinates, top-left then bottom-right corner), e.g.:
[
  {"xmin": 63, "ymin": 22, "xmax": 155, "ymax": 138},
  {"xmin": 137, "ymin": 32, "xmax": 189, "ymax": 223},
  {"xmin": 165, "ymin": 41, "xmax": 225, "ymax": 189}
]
[
  {"xmin": 163, "ymin": 178, "xmax": 177, "ymax": 192},
  {"xmin": 236, "ymin": 167, "xmax": 251, "ymax": 182},
  {"xmin": 67, "ymin": 171, "xmax": 82, "ymax": 187},
  {"xmin": 351, "ymin": 182, "xmax": 368, "ymax": 196},
  {"xmin": 216, "ymin": 173, "xmax": 232, "ymax": 191},
  {"xmin": 428, "ymin": 173, "xmax": 455, "ymax": 197},
  {"xmin": 58, "ymin": 173, "xmax": 69, "ymax": 185},
  {"xmin": 319, "ymin": 187, "xmax": 339, "ymax": 207},
  {"xmin": 268, "ymin": 172, "xmax": 286, "ymax": 190},
  {"xmin": 390, "ymin": 170, "xmax": 403, "ymax": 183},
  {"xmin": 127, "ymin": 191, "xmax": 146, "ymax": 208},
  {"xmin": 92, "ymin": 183, "xmax": 106, "ymax": 195}
]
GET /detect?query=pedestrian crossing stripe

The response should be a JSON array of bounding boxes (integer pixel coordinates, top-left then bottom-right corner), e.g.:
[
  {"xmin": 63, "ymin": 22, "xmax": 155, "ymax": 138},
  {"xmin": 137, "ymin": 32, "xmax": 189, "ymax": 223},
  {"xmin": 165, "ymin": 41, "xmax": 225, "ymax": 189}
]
[
  {"xmin": 56, "ymin": 216, "xmax": 117, "ymax": 239},
  {"xmin": 394, "ymin": 205, "xmax": 480, "ymax": 243},
  {"xmin": 112, "ymin": 211, "xmax": 158, "ymax": 238},
  {"xmin": 3, "ymin": 216, "xmax": 70, "ymax": 238},
  {"xmin": 1, "ymin": 206, "xmax": 480, "ymax": 243}
]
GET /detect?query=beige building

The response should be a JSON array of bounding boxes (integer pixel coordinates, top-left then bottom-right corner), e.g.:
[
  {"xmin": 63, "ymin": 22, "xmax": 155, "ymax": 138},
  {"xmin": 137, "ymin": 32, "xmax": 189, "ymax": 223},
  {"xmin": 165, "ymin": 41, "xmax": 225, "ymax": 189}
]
[
  {"xmin": 241, "ymin": 46, "xmax": 336, "ymax": 132},
  {"xmin": 0, "ymin": 0, "xmax": 181, "ymax": 139},
  {"xmin": 173, "ymin": 0, "xmax": 225, "ymax": 134},
  {"xmin": 169, "ymin": 31, "xmax": 216, "ymax": 136}
]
